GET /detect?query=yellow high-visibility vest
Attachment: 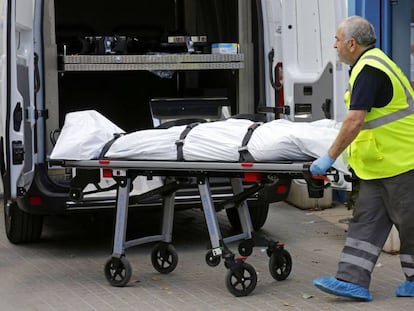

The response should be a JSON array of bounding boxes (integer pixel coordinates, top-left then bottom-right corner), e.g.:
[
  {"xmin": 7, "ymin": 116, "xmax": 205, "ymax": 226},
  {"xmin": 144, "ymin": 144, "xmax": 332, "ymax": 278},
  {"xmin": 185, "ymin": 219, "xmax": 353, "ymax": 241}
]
[{"xmin": 345, "ymin": 48, "xmax": 414, "ymax": 179}]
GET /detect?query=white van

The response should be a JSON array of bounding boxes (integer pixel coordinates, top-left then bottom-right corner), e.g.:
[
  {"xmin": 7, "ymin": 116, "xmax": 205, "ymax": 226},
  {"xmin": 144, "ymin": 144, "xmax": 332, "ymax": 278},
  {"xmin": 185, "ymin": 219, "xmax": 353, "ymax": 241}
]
[{"xmin": 0, "ymin": 0, "xmax": 348, "ymax": 243}]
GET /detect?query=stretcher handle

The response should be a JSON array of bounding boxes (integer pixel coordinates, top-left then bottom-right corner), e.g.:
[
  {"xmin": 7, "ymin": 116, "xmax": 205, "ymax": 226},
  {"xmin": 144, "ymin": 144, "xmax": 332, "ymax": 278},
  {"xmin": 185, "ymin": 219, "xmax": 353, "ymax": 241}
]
[
  {"xmin": 310, "ymin": 174, "xmax": 331, "ymax": 182},
  {"xmin": 302, "ymin": 164, "xmax": 339, "ymax": 199},
  {"xmin": 311, "ymin": 169, "xmax": 341, "ymax": 184}
]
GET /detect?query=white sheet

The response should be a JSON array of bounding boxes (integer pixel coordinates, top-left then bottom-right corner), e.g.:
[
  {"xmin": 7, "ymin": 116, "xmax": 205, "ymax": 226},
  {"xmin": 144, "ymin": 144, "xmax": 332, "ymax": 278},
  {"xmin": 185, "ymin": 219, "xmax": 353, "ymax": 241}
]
[
  {"xmin": 183, "ymin": 118, "xmax": 254, "ymax": 162},
  {"xmin": 105, "ymin": 126, "xmax": 186, "ymax": 160},
  {"xmin": 49, "ymin": 110, "xmax": 124, "ymax": 160},
  {"xmin": 247, "ymin": 119, "xmax": 348, "ymax": 173},
  {"xmin": 50, "ymin": 110, "xmax": 349, "ymax": 174}
]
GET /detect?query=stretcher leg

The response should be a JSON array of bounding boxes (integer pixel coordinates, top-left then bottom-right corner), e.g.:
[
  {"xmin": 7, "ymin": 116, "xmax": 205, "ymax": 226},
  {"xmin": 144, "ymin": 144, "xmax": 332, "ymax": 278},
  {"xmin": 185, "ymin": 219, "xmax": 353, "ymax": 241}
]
[
  {"xmin": 150, "ymin": 189, "xmax": 178, "ymax": 274},
  {"xmin": 197, "ymin": 173, "xmax": 292, "ymax": 296},
  {"xmin": 160, "ymin": 188, "xmax": 175, "ymax": 243},
  {"xmin": 105, "ymin": 175, "xmax": 179, "ymax": 287},
  {"xmin": 221, "ymin": 178, "xmax": 255, "ymax": 255},
  {"xmin": 198, "ymin": 177, "xmax": 222, "ymax": 250},
  {"xmin": 230, "ymin": 178, "xmax": 253, "ymax": 237},
  {"xmin": 112, "ymin": 175, "xmax": 131, "ymax": 258},
  {"xmin": 104, "ymin": 172, "xmax": 132, "ymax": 287},
  {"xmin": 198, "ymin": 176, "xmax": 258, "ymax": 296},
  {"xmin": 123, "ymin": 180, "xmax": 178, "ymax": 249},
  {"xmin": 198, "ymin": 177, "xmax": 229, "ymax": 267},
  {"xmin": 229, "ymin": 178, "xmax": 292, "ymax": 279}
]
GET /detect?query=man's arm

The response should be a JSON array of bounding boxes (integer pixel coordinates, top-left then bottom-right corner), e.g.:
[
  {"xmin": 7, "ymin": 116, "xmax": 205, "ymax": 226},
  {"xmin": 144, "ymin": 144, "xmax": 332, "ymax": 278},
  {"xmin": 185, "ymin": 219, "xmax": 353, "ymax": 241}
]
[
  {"xmin": 310, "ymin": 109, "xmax": 367, "ymax": 175},
  {"xmin": 328, "ymin": 109, "xmax": 367, "ymax": 159}
]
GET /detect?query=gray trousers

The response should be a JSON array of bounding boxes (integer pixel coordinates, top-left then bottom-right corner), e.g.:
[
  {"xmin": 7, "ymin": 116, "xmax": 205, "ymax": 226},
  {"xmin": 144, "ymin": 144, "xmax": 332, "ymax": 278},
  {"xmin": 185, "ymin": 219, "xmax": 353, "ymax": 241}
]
[{"xmin": 336, "ymin": 169, "xmax": 414, "ymax": 288}]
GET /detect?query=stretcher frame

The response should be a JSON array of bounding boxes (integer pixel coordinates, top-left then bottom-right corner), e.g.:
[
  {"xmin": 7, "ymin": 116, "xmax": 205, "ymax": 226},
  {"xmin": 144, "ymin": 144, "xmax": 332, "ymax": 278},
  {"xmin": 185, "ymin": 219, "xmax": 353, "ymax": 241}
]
[{"xmin": 53, "ymin": 158, "xmax": 325, "ymax": 296}]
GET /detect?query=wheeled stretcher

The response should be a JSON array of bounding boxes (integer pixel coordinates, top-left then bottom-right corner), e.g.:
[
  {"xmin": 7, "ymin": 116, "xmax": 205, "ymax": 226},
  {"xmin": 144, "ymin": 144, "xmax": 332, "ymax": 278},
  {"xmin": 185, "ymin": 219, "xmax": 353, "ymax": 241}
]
[{"xmin": 52, "ymin": 158, "xmax": 331, "ymax": 297}]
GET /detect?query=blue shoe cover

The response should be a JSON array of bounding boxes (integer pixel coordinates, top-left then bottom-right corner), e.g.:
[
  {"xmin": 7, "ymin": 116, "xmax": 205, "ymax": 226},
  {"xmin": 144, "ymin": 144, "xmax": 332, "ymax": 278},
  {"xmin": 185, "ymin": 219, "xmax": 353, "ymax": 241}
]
[
  {"xmin": 395, "ymin": 281, "xmax": 414, "ymax": 297},
  {"xmin": 313, "ymin": 276, "xmax": 372, "ymax": 301}
]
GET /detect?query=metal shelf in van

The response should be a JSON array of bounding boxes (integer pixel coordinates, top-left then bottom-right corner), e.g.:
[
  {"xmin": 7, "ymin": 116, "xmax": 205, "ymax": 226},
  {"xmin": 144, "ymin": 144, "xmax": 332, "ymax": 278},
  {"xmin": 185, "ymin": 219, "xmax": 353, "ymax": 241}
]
[{"xmin": 60, "ymin": 54, "xmax": 245, "ymax": 72}]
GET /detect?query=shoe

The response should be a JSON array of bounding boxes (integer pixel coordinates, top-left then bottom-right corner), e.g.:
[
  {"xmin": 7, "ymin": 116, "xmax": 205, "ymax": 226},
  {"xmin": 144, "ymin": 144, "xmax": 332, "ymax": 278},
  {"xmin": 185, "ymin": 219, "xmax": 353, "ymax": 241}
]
[
  {"xmin": 395, "ymin": 280, "xmax": 414, "ymax": 297},
  {"xmin": 313, "ymin": 276, "xmax": 372, "ymax": 301}
]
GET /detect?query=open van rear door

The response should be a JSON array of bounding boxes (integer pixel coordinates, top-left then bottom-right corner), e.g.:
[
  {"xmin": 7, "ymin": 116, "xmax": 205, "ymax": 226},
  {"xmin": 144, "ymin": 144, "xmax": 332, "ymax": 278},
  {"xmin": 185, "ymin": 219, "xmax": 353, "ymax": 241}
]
[
  {"xmin": 1, "ymin": 0, "xmax": 36, "ymax": 201},
  {"xmin": 261, "ymin": 0, "xmax": 348, "ymax": 122},
  {"xmin": 261, "ymin": 0, "xmax": 351, "ymax": 191}
]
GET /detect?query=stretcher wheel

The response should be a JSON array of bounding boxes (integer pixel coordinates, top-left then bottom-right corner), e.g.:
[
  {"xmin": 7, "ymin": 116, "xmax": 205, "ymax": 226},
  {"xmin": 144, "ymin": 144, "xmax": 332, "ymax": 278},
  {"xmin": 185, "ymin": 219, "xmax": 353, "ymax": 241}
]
[
  {"xmin": 205, "ymin": 250, "xmax": 221, "ymax": 267},
  {"xmin": 104, "ymin": 256, "xmax": 132, "ymax": 287},
  {"xmin": 238, "ymin": 239, "xmax": 254, "ymax": 256},
  {"xmin": 269, "ymin": 249, "xmax": 292, "ymax": 281},
  {"xmin": 225, "ymin": 261, "xmax": 257, "ymax": 297},
  {"xmin": 151, "ymin": 243, "xmax": 178, "ymax": 274}
]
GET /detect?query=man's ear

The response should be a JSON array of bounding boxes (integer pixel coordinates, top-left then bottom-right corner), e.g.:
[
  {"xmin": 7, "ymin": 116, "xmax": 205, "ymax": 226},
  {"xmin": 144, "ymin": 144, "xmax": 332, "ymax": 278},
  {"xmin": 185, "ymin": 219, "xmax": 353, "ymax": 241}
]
[{"xmin": 348, "ymin": 38, "xmax": 357, "ymax": 52}]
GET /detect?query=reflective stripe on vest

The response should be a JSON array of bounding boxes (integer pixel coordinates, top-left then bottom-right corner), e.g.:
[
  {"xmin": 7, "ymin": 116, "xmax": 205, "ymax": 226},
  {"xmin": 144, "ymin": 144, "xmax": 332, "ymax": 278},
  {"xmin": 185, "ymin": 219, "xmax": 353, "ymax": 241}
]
[{"xmin": 361, "ymin": 55, "xmax": 414, "ymax": 130}]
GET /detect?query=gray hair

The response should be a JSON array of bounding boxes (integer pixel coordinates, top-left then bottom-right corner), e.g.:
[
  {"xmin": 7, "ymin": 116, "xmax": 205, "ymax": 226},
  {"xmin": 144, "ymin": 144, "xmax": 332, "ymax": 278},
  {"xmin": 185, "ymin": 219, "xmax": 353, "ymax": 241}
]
[{"xmin": 342, "ymin": 16, "xmax": 376, "ymax": 47}]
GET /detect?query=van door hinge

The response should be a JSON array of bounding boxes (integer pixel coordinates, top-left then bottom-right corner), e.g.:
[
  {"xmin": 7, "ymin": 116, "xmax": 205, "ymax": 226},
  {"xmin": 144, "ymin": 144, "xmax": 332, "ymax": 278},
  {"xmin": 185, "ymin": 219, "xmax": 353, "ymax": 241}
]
[
  {"xmin": 25, "ymin": 108, "xmax": 49, "ymax": 120},
  {"xmin": 34, "ymin": 109, "xmax": 49, "ymax": 120},
  {"xmin": 12, "ymin": 141, "xmax": 24, "ymax": 165}
]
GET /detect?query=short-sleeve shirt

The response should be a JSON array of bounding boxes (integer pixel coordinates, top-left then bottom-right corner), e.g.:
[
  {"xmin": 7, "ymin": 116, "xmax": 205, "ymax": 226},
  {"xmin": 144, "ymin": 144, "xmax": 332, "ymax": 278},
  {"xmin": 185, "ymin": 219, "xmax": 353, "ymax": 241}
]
[{"xmin": 349, "ymin": 64, "xmax": 393, "ymax": 111}]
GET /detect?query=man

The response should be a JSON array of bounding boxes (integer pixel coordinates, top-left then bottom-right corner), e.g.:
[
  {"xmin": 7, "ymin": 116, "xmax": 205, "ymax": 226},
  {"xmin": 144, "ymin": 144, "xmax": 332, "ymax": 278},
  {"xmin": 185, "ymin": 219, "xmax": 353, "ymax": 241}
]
[{"xmin": 311, "ymin": 15, "xmax": 414, "ymax": 301}]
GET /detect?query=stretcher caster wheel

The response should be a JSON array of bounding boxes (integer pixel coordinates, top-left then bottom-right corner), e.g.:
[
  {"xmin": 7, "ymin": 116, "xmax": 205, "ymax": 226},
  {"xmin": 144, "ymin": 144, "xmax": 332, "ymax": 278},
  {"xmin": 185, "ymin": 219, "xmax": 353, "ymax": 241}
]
[
  {"xmin": 225, "ymin": 261, "xmax": 257, "ymax": 297},
  {"xmin": 205, "ymin": 250, "xmax": 221, "ymax": 267},
  {"xmin": 238, "ymin": 239, "xmax": 254, "ymax": 256},
  {"xmin": 104, "ymin": 256, "xmax": 132, "ymax": 287},
  {"xmin": 151, "ymin": 243, "xmax": 178, "ymax": 274},
  {"xmin": 269, "ymin": 249, "xmax": 292, "ymax": 281}
]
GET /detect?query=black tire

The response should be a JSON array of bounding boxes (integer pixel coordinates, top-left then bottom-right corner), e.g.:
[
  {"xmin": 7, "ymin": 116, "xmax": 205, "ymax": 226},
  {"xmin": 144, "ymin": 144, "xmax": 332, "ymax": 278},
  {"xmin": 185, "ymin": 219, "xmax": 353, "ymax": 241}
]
[
  {"xmin": 205, "ymin": 250, "xmax": 221, "ymax": 267},
  {"xmin": 225, "ymin": 261, "xmax": 257, "ymax": 297},
  {"xmin": 151, "ymin": 243, "xmax": 178, "ymax": 274},
  {"xmin": 104, "ymin": 256, "xmax": 132, "ymax": 287},
  {"xmin": 226, "ymin": 201, "xmax": 269, "ymax": 231},
  {"xmin": 4, "ymin": 201, "xmax": 43, "ymax": 244},
  {"xmin": 269, "ymin": 249, "xmax": 292, "ymax": 281}
]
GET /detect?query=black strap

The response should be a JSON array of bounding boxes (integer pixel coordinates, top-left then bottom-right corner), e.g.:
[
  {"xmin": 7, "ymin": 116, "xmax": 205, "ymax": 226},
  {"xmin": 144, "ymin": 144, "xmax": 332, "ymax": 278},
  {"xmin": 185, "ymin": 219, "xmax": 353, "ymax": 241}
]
[
  {"xmin": 98, "ymin": 133, "xmax": 124, "ymax": 159},
  {"xmin": 238, "ymin": 122, "xmax": 262, "ymax": 162},
  {"xmin": 176, "ymin": 123, "xmax": 201, "ymax": 161}
]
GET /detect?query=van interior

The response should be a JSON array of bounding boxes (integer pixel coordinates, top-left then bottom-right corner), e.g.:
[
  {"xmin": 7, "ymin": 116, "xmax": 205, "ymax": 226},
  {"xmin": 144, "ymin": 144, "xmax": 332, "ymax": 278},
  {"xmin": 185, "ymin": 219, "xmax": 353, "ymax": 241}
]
[{"xmin": 45, "ymin": 0, "xmax": 246, "ymax": 142}]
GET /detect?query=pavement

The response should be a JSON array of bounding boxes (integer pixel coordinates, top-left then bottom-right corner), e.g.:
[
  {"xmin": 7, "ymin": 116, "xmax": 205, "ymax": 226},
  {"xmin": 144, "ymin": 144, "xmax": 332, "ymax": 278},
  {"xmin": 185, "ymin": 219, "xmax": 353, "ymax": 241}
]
[{"xmin": 0, "ymin": 201, "xmax": 412, "ymax": 311}]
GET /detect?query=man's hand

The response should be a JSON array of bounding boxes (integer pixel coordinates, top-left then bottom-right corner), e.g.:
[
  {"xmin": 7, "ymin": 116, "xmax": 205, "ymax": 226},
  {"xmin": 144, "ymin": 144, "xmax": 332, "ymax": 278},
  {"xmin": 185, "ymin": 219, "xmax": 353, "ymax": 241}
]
[{"xmin": 310, "ymin": 153, "xmax": 335, "ymax": 175}]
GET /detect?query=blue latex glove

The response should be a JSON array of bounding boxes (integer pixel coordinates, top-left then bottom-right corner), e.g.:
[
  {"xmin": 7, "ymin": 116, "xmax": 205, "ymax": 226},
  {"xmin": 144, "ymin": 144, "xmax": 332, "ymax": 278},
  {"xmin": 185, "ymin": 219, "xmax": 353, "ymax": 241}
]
[{"xmin": 310, "ymin": 153, "xmax": 335, "ymax": 175}]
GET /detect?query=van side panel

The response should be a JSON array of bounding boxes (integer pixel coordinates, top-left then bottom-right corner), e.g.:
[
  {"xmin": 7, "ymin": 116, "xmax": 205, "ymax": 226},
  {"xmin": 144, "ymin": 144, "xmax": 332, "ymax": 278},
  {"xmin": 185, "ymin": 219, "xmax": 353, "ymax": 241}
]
[
  {"xmin": 3, "ymin": 0, "xmax": 36, "ymax": 199},
  {"xmin": 281, "ymin": 0, "xmax": 347, "ymax": 122},
  {"xmin": 15, "ymin": 0, "xmax": 36, "ymax": 195}
]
